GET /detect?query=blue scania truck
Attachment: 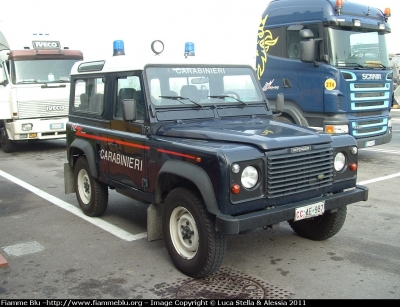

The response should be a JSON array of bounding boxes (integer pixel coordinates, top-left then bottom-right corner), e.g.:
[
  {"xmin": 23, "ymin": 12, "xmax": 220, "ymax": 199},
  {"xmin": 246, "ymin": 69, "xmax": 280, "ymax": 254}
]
[{"xmin": 256, "ymin": 0, "xmax": 393, "ymax": 148}]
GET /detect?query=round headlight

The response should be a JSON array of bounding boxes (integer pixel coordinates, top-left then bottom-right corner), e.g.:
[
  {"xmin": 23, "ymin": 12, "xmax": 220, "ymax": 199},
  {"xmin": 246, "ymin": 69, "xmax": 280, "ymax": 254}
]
[
  {"xmin": 241, "ymin": 166, "xmax": 259, "ymax": 189},
  {"xmin": 334, "ymin": 152, "xmax": 346, "ymax": 171}
]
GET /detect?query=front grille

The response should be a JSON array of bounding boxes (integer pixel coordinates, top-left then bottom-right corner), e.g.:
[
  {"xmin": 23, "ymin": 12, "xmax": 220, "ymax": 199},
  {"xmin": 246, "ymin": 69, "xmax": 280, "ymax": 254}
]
[
  {"xmin": 355, "ymin": 92, "xmax": 384, "ymax": 98},
  {"xmin": 17, "ymin": 100, "xmax": 69, "ymax": 119},
  {"xmin": 267, "ymin": 147, "xmax": 333, "ymax": 198},
  {"xmin": 354, "ymin": 111, "xmax": 381, "ymax": 117},
  {"xmin": 354, "ymin": 83, "xmax": 384, "ymax": 88}
]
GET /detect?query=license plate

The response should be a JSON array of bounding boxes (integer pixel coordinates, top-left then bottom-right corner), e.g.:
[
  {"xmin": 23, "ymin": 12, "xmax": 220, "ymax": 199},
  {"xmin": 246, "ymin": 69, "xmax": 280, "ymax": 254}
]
[
  {"xmin": 50, "ymin": 123, "xmax": 64, "ymax": 129},
  {"xmin": 294, "ymin": 202, "xmax": 325, "ymax": 221},
  {"xmin": 365, "ymin": 140, "xmax": 375, "ymax": 147}
]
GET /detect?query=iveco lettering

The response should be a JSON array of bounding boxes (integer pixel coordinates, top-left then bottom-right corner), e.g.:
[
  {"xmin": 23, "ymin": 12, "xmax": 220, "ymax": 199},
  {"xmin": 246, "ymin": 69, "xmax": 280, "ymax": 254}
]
[{"xmin": 64, "ymin": 40, "xmax": 368, "ymax": 278}]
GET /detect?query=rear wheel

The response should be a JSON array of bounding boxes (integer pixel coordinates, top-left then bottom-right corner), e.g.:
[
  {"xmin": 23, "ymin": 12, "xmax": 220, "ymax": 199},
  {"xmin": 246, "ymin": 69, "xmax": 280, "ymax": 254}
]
[
  {"xmin": 74, "ymin": 156, "xmax": 108, "ymax": 217},
  {"xmin": 288, "ymin": 207, "xmax": 347, "ymax": 241},
  {"xmin": 162, "ymin": 187, "xmax": 227, "ymax": 278},
  {"xmin": 1, "ymin": 127, "xmax": 15, "ymax": 153}
]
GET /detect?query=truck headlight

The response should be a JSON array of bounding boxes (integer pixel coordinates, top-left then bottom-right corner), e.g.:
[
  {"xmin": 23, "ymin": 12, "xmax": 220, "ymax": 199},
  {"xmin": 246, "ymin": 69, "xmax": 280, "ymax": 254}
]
[
  {"xmin": 241, "ymin": 166, "xmax": 259, "ymax": 189},
  {"xmin": 325, "ymin": 124, "xmax": 349, "ymax": 134},
  {"xmin": 334, "ymin": 152, "xmax": 346, "ymax": 171},
  {"xmin": 22, "ymin": 123, "xmax": 33, "ymax": 131}
]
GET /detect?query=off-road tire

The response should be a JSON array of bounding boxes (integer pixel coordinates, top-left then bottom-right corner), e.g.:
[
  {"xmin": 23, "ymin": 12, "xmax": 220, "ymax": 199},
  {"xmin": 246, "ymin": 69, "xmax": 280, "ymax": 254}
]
[
  {"xmin": 1, "ymin": 127, "xmax": 15, "ymax": 153},
  {"xmin": 288, "ymin": 206, "xmax": 347, "ymax": 241},
  {"xmin": 162, "ymin": 187, "xmax": 227, "ymax": 278},
  {"xmin": 74, "ymin": 156, "xmax": 108, "ymax": 217}
]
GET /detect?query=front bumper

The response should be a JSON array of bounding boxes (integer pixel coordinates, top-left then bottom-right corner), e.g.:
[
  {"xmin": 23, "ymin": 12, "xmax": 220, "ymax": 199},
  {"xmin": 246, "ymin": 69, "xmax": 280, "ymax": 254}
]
[
  {"xmin": 215, "ymin": 185, "xmax": 368, "ymax": 234},
  {"xmin": 355, "ymin": 127, "xmax": 392, "ymax": 149}
]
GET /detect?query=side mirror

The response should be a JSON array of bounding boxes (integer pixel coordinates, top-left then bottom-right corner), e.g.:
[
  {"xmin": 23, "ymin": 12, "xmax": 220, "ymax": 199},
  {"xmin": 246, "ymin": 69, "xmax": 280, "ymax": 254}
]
[
  {"xmin": 276, "ymin": 93, "xmax": 284, "ymax": 113},
  {"xmin": 300, "ymin": 29, "xmax": 316, "ymax": 63},
  {"xmin": 0, "ymin": 65, "xmax": 8, "ymax": 86},
  {"xmin": 122, "ymin": 99, "xmax": 137, "ymax": 121},
  {"xmin": 273, "ymin": 93, "xmax": 284, "ymax": 118}
]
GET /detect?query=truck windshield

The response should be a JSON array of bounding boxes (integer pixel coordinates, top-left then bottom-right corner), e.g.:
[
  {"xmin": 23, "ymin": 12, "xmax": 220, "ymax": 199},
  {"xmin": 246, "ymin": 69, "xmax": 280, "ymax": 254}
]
[
  {"xmin": 145, "ymin": 66, "xmax": 264, "ymax": 106},
  {"xmin": 13, "ymin": 59, "xmax": 79, "ymax": 84},
  {"xmin": 328, "ymin": 28, "xmax": 390, "ymax": 68}
]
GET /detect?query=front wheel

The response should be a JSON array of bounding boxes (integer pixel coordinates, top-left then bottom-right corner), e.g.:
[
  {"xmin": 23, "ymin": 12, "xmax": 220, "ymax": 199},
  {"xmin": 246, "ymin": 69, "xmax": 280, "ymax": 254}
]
[
  {"xmin": 162, "ymin": 187, "xmax": 227, "ymax": 278},
  {"xmin": 288, "ymin": 206, "xmax": 347, "ymax": 241},
  {"xmin": 74, "ymin": 156, "xmax": 108, "ymax": 217},
  {"xmin": 1, "ymin": 127, "xmax": 15, "ymax": 153},
  {"xmin": 275, "ymin": 115, "xmax": 295, "ymax": 124}
]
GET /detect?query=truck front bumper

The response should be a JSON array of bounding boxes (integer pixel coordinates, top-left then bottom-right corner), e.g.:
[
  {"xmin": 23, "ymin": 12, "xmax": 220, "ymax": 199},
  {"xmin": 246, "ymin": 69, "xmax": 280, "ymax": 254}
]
[{"xmin": 215, "ymin": 185, "xmax": 368, "ymax": 234}]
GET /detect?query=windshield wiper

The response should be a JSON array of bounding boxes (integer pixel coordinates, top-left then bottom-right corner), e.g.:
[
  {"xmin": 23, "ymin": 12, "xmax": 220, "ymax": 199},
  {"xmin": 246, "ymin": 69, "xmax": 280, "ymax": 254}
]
[
  {"xmin": 344, "ymin": 62, "xmax": 365, "ymax": 69},
  {"xmin": 41, "ymin": 83, "xmax": 66, "ymax": 88},
  {"xmin": 17, "ymin": 79, "xmax": 39, "ymax": 84},
  {"xmin": 159, "ymin": 95, "xmax": 203, "ymax": 108},
  {"xmin": 208, "ymin": 95, "xmax": 247, "ymax": 106}
]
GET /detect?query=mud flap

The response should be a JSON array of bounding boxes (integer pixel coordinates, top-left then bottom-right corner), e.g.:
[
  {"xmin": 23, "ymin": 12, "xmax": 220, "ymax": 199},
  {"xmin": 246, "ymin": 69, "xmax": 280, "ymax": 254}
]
[
  {"xmin": 64, "ymin": 163, "xmax": 75, "ymax": 194},
  {"xmin": 147, "ymin": 203, "xmax": 163, "ymax": 242}
]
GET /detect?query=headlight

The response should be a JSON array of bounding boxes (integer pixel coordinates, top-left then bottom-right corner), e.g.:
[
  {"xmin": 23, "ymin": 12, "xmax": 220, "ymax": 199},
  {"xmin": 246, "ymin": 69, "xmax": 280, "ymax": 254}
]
[
  {"xmin": 22, "ymin": 123, "xmax": 33, "ymax": 131},
  {"xmin": 241, "ymin": 166, "xmax": 259, "ymax": 189},
  {"xmin": 325, "ymin": 124, "xmax": 349, "ymax": 134},
  {"xmin": 334, "ymin": 152, "xmax": 346, "ymax": 171}
]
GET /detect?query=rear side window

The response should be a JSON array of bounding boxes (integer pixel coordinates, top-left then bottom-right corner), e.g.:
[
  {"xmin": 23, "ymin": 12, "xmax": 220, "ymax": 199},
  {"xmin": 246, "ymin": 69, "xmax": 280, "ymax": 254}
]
[{"xmin": 72, "ymin": 77, "xmax": 105, "ymax": 115}]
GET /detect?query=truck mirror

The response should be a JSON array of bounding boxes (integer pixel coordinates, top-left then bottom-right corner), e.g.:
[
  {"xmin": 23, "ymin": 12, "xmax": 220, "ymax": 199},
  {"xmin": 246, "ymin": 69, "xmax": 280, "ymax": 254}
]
[
  {"xmin": 299, "ymin": 29, "xmax": 314, "ymax": 39},
  {"xmin": 0, "ymin": 68, "xmax": 7, "ymax": 86},
  {"xmin": 276, "ymin": 93, "xmax": 284, "ymax": 113},
  {"xmin": 300, "ymin": 29, "xmax": 316, "ymax": 64},
  {"xmin": 122, "ymin": 99, "xmax": 137, "ymax": 121}
]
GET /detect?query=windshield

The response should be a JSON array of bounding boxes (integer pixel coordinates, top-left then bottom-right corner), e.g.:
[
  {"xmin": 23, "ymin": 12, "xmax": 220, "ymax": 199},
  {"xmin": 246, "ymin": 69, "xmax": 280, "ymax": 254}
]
[
  {"xmin": 145, "ymin": 66, "xmax": 264, "ymax": 107},
  {"xmin": 13, "ymin": 59, "xmax": 79, "ymax": 84},
  {"xmin": 328, "ymin": 28, "xmax": 390, "ymax": 68}
]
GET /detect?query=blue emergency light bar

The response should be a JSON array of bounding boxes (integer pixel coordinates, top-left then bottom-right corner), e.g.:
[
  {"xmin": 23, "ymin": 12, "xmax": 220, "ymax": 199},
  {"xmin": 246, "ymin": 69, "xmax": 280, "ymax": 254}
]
[
  {"xmin": 184, "ymin": 42, "xmax": 195, "ymax": 58},
  {"xmin": 113, "ymin": 40, "xmax": 125, "ymax": 56}
]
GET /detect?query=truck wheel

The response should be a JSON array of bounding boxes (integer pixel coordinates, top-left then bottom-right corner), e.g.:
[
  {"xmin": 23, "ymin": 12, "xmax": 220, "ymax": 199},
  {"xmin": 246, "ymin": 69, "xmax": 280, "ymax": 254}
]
[
  {"xmin": 275, "ymin": 115, "xmax": 295, "ymax": 124},
  {"xmin": 74, "ymin": 156, "xmax": 108, "ymax": 217},
  {"xmin": 1, "ymin": 127, "xmax": 15, "ymax": 153},
  {"xmin": 162, "ymin": 187, "xmax": 227, "ymax": 278},
  {"xmin": 288, "ymin": 206, "xmax": 347, "ymax": 241}
]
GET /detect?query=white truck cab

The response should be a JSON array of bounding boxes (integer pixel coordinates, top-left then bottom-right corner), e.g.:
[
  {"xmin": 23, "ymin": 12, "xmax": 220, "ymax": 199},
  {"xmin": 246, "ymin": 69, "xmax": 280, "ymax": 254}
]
[{"xmin": 0, "ymin": 30, "xmax": 83, "ymax": 152}]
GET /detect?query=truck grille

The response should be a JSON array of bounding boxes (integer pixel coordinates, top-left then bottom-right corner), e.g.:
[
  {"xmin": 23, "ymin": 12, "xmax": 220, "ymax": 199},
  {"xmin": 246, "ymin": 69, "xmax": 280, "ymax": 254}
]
[
  {"xmin": 17, "ymin": 99, "xmax": 69, "ymax": 119},
  {"xmin": 347, "ymin": 78, "xmax": 390, "ymax": 139},
  {"xmin": 266, "ymin": 147, "xmax": 333, "ymax": 199}
]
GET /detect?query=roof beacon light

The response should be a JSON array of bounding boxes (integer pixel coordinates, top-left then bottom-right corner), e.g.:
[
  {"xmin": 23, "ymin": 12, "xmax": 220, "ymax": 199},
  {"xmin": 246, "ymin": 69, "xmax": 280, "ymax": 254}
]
[
  {"xmin": 335, "ymin": 0, "xmax": 343, "ymax": 15},
  {"xmin": 384, "ymin": 8, "xmax": 391, "ymax": 22},
  {"xmin": 184, "ymin": 42, "xmax": 195, "ymax": 58},
  {"xmin": 113, "ymin": 40, "xmax": 125, "ymax": 56}
]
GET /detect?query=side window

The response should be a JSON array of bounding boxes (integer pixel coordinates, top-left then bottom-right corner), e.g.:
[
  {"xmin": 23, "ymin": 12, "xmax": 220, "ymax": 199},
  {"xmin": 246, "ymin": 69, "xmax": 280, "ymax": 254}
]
[
  {"xmin": 287, "ymin": 29, "xmax": 301, "ymax": 59},
  {"xmin": 73, "ymin": 77, "xmax": 105, "ymax": 115},
  {"xmin": 116, "ymin": 76, "xmax": 144, "ymax": 120},
  {"xmin": 286, "ymin": 24, "xmax": 320, "ymax": 60}
]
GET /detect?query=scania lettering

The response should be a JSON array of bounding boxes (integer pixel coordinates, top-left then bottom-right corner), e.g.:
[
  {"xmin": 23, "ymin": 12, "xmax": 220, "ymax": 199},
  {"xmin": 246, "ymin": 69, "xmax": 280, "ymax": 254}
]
[
  {"xmin": 64, "ymin": 40, "xmax": 368, "ymax": 278},
  {"xmin": 256, "ymin": 0, "xmax": 393, "ymax": 148},
  {"xmin": 0, "ymin": 27, "xmax": 83, "ymax": 152}
]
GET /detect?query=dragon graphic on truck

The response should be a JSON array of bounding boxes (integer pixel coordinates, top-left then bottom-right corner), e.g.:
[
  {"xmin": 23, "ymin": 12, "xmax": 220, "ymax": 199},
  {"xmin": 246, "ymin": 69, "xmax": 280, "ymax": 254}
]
[{"xmin": 256, "ymin": 15, "xmax": 279, "ymax": 80}]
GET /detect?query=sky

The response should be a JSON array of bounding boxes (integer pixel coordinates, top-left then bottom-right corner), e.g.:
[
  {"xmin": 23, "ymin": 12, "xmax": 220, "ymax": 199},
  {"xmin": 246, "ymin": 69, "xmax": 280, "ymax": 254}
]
[{"xmin": 1, "ymin": 0, "xmax": 399, "ymax": 63}]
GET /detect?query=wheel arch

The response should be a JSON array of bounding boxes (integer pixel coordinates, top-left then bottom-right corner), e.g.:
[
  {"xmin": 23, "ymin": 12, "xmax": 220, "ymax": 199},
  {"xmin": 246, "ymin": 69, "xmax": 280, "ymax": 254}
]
[
  {"xmin": 157, "ymin": 160, "xmax": 221, "ymax": 216},
  {"xmin": 270, "ymin": 98, "xmax": 309, "ymax": 126},
  {"xmin": 69, "ymin": 138, "xmax": 98, "ymax": 178}
]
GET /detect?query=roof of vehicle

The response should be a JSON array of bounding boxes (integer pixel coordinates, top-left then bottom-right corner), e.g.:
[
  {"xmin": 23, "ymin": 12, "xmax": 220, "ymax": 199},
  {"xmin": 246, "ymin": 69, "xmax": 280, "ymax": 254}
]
[
  {"xmin": 70, "ymin": 53, "xmax": 255, "ymax": 75},
  {"xmin": 264, "ymin": 0, "xmax": 388, "ymax": 25}
]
